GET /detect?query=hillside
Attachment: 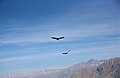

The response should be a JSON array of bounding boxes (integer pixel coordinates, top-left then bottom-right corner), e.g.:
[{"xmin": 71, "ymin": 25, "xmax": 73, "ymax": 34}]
[
  {"xmin": 0, "ymin": 57, "xmax": 120, "ymax": 78},
  {"xmin": 70, "ymin": 57, "xmax": 120, "ymax": 78},
  {"xmin": 97, "ymin": 57, "xmax": 120, "ymax": 78}
]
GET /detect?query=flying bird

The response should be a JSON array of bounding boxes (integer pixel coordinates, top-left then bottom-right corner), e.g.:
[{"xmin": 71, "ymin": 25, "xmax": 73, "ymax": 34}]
[
  {"xmin": 62, "ymin": 50, "xmax": 70, "ymax": 54},
  {"xmin": 51, "ymin": 36, "xmax": 64, "ymax": 40}
]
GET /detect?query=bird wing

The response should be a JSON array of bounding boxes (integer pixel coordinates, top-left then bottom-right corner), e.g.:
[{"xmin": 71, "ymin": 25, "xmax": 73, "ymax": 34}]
[
  {"xmin": 59, "ymin": 37, "xmax": 64, "ymax": 39},
  {"xmin": 67, "ymin": 50, "xmax": 70, "ymax": 53},
  {"xmin": 52, "ymin": 37, "xmax": 58, "ymax": 39}
]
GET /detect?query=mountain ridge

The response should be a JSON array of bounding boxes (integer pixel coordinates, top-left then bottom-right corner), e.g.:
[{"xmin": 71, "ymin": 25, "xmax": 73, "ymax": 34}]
[{"xmin": 0, "ymin": 57, "xmax": 120, "ymax": 78}]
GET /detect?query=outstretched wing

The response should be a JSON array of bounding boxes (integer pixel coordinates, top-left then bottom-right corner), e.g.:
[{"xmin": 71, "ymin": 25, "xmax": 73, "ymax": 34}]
[
  {"xmin": 59, "ymin": 37, "xmax": 64, "ymax": 39},
  {"xmin": 51, "ymin": 37, "xmax": 58, "ymax": 39},
  {"xmin": 66, "ymin": 50, "xmax": 70, "ymax": 53}
]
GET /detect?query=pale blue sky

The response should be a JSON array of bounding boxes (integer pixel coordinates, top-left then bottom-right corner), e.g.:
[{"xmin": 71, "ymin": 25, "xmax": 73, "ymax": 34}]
[{"xmin": 0, "ymin": 0, "xmax": 120, "ymax": 74}]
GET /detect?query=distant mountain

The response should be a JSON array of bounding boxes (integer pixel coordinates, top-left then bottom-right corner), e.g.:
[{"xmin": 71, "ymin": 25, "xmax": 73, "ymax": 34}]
[
  {"xmin": 0, "ymin": 57, "xmax": 120, "ymax": 78},
  {"xmin": 70, "ymin": 57, "xmax": 120, "ymax": 78},
  {"xmin": 97, "ymin": 57, "xmax": 120, "ymax": 78},
  {"xmin": 66, "ymin": 59, "xmax": 104, "ymax": 72}
]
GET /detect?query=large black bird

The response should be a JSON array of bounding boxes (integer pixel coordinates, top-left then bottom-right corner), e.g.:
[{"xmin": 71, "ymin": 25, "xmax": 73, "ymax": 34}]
[
  {"xmin": 51, "ymin": 36, "xmax": 64, "ymax": 40},
  {"xmin": 62, "ymin": 50, "xmax": 70, "ymax": 54}
]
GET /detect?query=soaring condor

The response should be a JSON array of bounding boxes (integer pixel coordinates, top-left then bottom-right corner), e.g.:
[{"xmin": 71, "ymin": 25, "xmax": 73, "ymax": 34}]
[
  {"xmin": 51, "ymin": 36, "xmax": 64, "ymax": 40},
  {"xmin": 62, "ymin": 50, "xmax": 70, "ymax": 54}
]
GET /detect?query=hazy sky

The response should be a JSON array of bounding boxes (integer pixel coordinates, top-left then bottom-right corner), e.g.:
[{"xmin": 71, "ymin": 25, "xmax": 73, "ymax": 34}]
[{"xmin": 0, "ymin": 0, "xmax": 120, "ymax": 74}]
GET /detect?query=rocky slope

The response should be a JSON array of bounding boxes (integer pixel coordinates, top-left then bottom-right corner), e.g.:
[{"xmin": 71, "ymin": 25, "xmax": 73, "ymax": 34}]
[
  {"xmin": 97, "ymin": 57, "xmax": 120, "ymax": 78},
  {"xmin": 70, "ymin": 57, "xmax": 120, "ymax": 78},
  {"xmin": 0, "ymin": 57, "xmax": 120, "ymax": 78}
]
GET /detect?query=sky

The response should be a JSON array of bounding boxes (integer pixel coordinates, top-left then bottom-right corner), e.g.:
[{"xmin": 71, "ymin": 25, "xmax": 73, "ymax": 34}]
[{"xmin": 0, "ymin": 0, "xmax": 120, "ymax": 74}]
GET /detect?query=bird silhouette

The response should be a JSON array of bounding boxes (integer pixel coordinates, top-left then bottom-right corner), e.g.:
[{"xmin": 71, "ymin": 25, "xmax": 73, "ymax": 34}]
[
  {"xmin": 51, "ymin": 36, "xmax": 64, "ymax": 40},
  {"xmin": 62, "ymin": 50, "xmax": 70, "ymax": 54}
]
